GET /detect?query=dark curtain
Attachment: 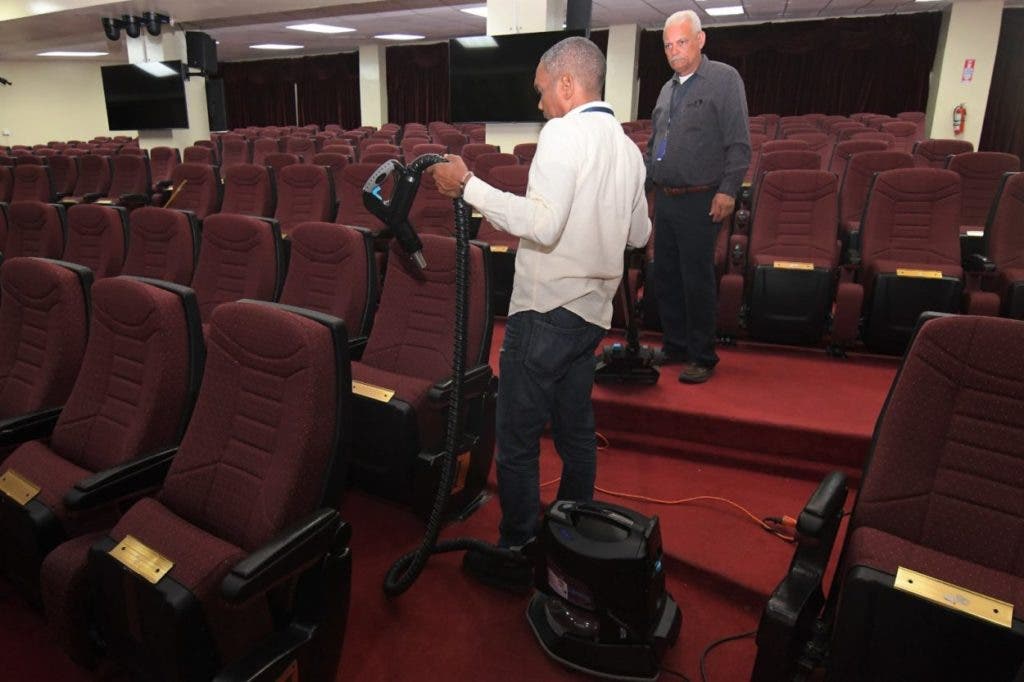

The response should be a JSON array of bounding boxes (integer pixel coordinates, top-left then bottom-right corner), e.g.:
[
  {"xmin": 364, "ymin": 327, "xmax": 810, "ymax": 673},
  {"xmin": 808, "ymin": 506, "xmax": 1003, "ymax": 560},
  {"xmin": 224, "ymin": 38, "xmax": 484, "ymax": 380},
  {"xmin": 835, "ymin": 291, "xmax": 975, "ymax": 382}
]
[
  {"xmin": 296, "ymin": 52, "xmax": 361, "ymax": 128},
  {"xmin": 980, "ymin": 9, "xmax": 1024, "ymax": 157},
  {"xmin": 386, "ymin": 42, "xmax": 450, "ymax": 124},
  {"xmin": 220, "ymin": 52, "xmax": 360, "ymax": 129},
  {"xmin": 638, "ymin": 13, "xmax": 940, "ymax": 119}
]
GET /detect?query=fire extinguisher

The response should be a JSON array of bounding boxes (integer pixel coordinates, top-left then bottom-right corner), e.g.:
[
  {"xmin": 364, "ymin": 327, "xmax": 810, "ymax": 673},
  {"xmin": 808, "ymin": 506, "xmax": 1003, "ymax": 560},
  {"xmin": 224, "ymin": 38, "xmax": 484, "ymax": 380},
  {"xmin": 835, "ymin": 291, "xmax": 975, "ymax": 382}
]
[{"xmin": 953, "ymin": 103, "xmax": 967, "ymax": 135}]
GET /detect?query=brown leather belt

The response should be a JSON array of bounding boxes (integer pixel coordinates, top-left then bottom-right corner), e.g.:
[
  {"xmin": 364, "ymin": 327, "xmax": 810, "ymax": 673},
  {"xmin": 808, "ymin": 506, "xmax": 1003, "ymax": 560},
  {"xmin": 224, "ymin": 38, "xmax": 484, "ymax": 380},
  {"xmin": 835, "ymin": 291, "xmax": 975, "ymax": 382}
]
[{"xmin": 658, "ymin": 183, "xmax": 717, "ymax": 196}]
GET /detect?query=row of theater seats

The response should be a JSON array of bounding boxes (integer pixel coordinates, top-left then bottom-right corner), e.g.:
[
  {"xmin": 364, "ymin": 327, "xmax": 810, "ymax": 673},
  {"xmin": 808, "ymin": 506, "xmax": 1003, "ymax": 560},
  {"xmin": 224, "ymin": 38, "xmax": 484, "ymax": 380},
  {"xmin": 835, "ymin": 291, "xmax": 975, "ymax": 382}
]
[{"xmin": 0, "ymin": 225, "xmax": 497, "ymax": 679}]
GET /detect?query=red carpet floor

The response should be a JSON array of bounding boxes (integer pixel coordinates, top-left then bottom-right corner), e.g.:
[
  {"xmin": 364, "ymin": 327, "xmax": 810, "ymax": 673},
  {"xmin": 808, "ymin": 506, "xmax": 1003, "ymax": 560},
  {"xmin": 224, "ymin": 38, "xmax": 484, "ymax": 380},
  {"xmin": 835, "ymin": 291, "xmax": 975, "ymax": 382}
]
[{"xmin": 0, "ymin": 324, "xmax": 898, "ymax": 681}]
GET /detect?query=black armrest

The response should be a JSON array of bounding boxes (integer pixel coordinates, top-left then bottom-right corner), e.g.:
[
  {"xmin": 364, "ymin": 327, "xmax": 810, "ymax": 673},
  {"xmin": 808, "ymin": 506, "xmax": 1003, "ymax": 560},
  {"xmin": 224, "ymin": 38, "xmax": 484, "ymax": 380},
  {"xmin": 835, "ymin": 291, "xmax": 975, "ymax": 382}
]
[
  {"xmin": 0, "ymin": 406, "xmax": 62, "ymax": 448},
  {"xmin": 963, "ymin": 253, "xmax": 995, "ymax": 273},
  {"xmin": 64, "ymin": 446, "xmax": 178, "ymax": 511},
  {"xmin": 221, "ymin": 508, "xmax": 343, "ymax": 603},
  {"xmin": 118, "ymin": 193, "xmax": 150, "ymax": 204},
  {"xmin": 81, "ymin": 192, "xmax": 103, "ymax": 203},
  {"xmin": 347, "ymin": 335, "xmax": 368, "ymax": 361},
  {"xmin": 796, "ymin": 471, "xmax": 848, "ymax": 540},
  {"xmin": 155, "ymin": 180, "xmax": 173, "ymax": 191},
  {"xmin": 428, "ymin": 364, "xmax": 493, "ymax": 403}
]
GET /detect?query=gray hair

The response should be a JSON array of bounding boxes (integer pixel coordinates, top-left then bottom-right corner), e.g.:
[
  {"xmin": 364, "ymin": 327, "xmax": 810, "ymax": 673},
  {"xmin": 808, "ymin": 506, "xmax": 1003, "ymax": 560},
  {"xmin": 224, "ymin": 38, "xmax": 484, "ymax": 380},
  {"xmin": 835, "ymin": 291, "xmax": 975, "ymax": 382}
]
[
  {"xmin": 665, "ymin": 10, "xmax": 702, "ymax": 34},
  {"xmin": 539, "ymin": 36, "xmax": 606, "ymax": 96}
]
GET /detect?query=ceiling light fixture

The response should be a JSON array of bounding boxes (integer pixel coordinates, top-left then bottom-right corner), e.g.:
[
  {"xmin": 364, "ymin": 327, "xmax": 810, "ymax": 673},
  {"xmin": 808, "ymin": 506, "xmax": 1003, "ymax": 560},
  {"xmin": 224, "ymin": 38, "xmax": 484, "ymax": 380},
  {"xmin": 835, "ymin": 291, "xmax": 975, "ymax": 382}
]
[
  {"xmin": 38, "ymin": 50, "xmax": 109, "ymax": 57},
  {"xmin": 287, "ymin": 23, "xmax": 356, "ymax": 34},
  {"xmin": 374, "ymin": 33, "xmax": 424, "ymax": 41},
  {"xmin": 460, "ymin": 7, "xmax": 488, "ymax": 18},
  {"xmin": 455, "ymin": 36, "xmax": 498, "ymax": 48},
  {"xmin": 705, "ymin": 5, "xmax": 745, "ymax": 16},
  {"xmin": 250, "ymin": 43, "xmax": 304, "ymax": 50}
]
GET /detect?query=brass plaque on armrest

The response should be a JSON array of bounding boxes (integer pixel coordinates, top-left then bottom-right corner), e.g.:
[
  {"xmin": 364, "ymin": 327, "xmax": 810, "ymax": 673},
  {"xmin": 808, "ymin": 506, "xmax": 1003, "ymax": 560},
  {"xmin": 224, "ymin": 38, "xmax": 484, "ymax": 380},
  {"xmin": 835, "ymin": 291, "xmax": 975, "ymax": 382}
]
[
  {"xmin": 894, "ymin": 566, "xmax": 1013, "ymax": 628},
  {"xmin": 0, "ymin": 469, "xmax": 40, "ymax": 506},
  {"xmin": 352, "ymin": 380, "xmax": 395, "ymax": 403},
  {"xmin": 773, "ymin": 261, "xmax": 814, "ymax": 271},
  {"xmin": 109, "ymin": 534, "xmax": 174, "ymax": 585},
  {"xmin": 491, "ymin": 245, "xmax": 510, "ymax": 254},
  {"xmin": 896, "ymin": 268, "xmax": 942, "ymax": 279},
  {"xmin": 95, "ymin": 199, "xmax": 115, "ymax": 205}
]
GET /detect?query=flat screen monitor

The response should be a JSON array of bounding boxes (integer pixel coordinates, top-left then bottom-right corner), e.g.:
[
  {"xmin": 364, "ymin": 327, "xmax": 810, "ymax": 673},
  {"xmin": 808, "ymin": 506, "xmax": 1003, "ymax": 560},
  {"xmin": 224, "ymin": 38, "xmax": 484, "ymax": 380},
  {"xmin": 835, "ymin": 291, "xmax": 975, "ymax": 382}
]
[
  {"xmin": 101, "ymin": 60, "xmax": 189, "ymax": 130},
  {"xmin": 449, "ymin": 30, "xmax": 585, "ymax": 123}
]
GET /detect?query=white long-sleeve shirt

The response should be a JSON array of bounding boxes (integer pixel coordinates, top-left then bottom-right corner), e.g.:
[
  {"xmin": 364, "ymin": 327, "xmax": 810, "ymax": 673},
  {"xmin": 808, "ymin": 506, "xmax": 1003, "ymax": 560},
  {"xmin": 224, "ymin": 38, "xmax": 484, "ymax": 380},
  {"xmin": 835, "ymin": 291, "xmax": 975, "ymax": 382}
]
[{"xmin": 462, "ymin": 100, "xmax": 651, "ymax": 329}]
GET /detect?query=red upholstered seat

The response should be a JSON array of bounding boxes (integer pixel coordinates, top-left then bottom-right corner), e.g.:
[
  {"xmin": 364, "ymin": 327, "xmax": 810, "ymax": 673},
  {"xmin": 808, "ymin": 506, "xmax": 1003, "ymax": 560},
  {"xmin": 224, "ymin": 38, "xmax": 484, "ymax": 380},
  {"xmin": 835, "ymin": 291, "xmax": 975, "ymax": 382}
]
[
  {"xmin": 191, "ymin": 213, "xmax": 284, "ymax": 324},
  {"xmin": 274, "ymin": 164, "xmax": 335, "ymax": 235},
  {"xmin": 2, "ymin": 276, "xmax": 197, "ymax": 605},
  {"xmin": 311, "ymin": 152, "xmax": 350, "ymax": 203},
  {"xmin": 837, "ymin": 150, "xmax": 915, "ymax": 240},
  {"xmin": 264, "ymin": 152, "xmax": 300, "ymax": 172},
  {"xmin": 286, "ymin": 135, "xmax": 318, "ymax": 160},
  {"xmin": 4, "ymin": 201, "xmax": 66, "ymax": 259},
  {"xmin": 251, "ymin": 137, "xmax": 281, "ymax": 166},
  {"xmin": 335, "ymin": 163, "xmax": 389, "ymax": 232},
  {"xmin": 513, "ymin": 142, "xmax": 537, "ymax": 164},
  {"xmin": 752, "ymin": 150, "xmax": 821, "ymax": 201},
  {"xmin": 946, "ymin": 152, "xmax": 1021, "ymax": 233},
  {"xmin": 82, "ymin": 300, "xmax": 352, "ymax": 681},
  {"xmin": 408, "ymin": 173, "xmax": 455, "ymax": 237},
  {"xmin": 64, "ymin": 204, "xmax": 128, "ymax": 279},
  {"xmin": 165, "ymin": 163, "xmax": 221, "ymax": 218},
  {"xmin": 473, "ymin": 152, "xmax": 518, "ymax": 183},
  {"xmin": 400, "ymin": 137, "xmax": 431, "ymax": 162},
  {"xmin": 983, "ymin": 173, "xmax": 1024, "ymax": 318},
  {"xmin": 827, "ymin": 139, "xmax": 890, "ymax": 178},
  {"xmin": 474, "ymin": 164, "xmax": 528, "ymax": 251},
  {"xmin": 47, "ymin": 155, "xmax": 78, "ymax": 198},
  {"xmin": 461, "ymin": 143, "xmax": 500, "ymax": 172},
  {"xmin": 911, "ymin": 138, "xmax": 973, "ymax": 168},
  {"xmin": 879, "ymin": 120, "xmax": 919, "ymax": 154},
  {"xmin": 62, "ymin": 154, "xmax": 112, "ymax": 204},
  {"xmin": 182, "ymin": 145, "xmax": 215, "ymax": 164},
  {"xmin": 761, "ymin": 139, "xmax": 809, "ymax": 155},
  {"xmin": 11, "ymin": 164, "xmax": 55, "ymax": 202},
  {"xmin": 219, "ymin": 136, "xmax": 252, "ymax": 168},
  {"xmin": 411, "ymin": 143, "xmax": 447, "ymax": 158},
  {"xmin": 278, "ymin": 222, "xmax": 376, "ymax": 336},
  {"xmin": 97, "ymin": 154, "xmax": 152, "ymax": 205},
  {"xmin": 122, "ymin": 207, "xmax": 200, "ymax": 285},
  {"xmin": 221, "ymin": 163, "xmax": 276, "ymax": 218}
]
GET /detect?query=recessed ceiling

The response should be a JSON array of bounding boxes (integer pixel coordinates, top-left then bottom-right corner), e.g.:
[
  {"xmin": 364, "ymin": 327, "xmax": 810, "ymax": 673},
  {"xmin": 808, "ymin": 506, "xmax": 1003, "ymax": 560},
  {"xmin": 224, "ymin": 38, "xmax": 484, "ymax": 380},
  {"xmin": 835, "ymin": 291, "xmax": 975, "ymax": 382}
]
[{"xmin": 0, "ymin": 0, "xmax": 1016, "ymax": 62}]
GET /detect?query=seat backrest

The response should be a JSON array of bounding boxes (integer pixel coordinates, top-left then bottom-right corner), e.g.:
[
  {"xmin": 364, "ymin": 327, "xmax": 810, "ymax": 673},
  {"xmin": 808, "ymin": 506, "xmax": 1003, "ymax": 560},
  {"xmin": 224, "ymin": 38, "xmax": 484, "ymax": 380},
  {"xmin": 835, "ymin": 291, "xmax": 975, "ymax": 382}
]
[
  {"xmin": 362, "ymin": 235, "xmax": 491, "ymax": 380},
  {"xmin": 47, "ymin": 155, "xmax": 78, "ymax": 196},
  {"xmin": 320, "ymin": 145, "xmax": 355, "ymax": 163},
  {"xmin": 851, "ymin": 315, "xmax": 1024, "ymax": 575},
  {"xmin": 828, "ymin": 139, "xmax": 890, "ymax": 178},
  {"xmin": 265, "ymin": 152, "xmax": 301, "ymax": 172},
  {"xmin": 848, "ymin": 131, "xmax": 895, "ymax": 150},
  {"xmin": 749, "ymin": 169, "xmax": 839, "ymax": 269},
  {"xmin": 166, "ymin": 163, "xmax": 221, "ymax": 218},
  {"xmin": 437, "ymin": 130, "xmax": 467, "ymax": 155},
  {"xmin": 191, "ymin": 213, "xmax": 283, "ymax": 322},
  {"xmin": 363, "ymin": 143, "xmax": 400, "ymax": 159},
  {"xmin": 912, "ymin": 139, "xmax": 974, "ymax": 168},
  {"xmin": 123, "ymin": 207, "xmax": 199, "ymax": 285},
  {"xmin": 785, "ymin": 133, "xmax": 831, "ymax": 168},
  {"xmin": 311, "ymin": 153, "xmax": 350, "ymax": 206},
  {"xmin": 182, "ymin": 145, "xmax": 215, "ymax": 164},
  {"xmin": 149, "ymin": 147, "xmax": 181, "ymax": 185},
  {"xmin": 5, "ymin": 201, "xmax": 66, "ymax": 258},
  {"xmin": 762, "ymin": 139, "xmax": 809, "ymax": 154},
  {"xmin": 12, "ymin": 164, "xmax": 55, "ymax": 202},
  {"xmin": 252, "ymin": 138, "xmax": 282, "ymax": 166},
  {"xmin": 64, "ymin": 204, "xmax": 128, "ymax": 278},
  {"xmin": 106, "ymin": 154, "xmax": 151, "ymax": 199},
  {"xmin": 158, "ymin": 299, "xmax": 348, "ymax": 550},
  {"xmin": 896, "ymin": 110, "xmax": 926, "ymax": 139},
  {"xmin": 0, "ymin": 257, "xmax": 91, "ymax": 419},
  {"xmin": 983, "ymin": 172, "xmax": 1024, "ymax": 270},
  {"xmin": 412, "ymin": 143, "xmax": 446, "ymax": 158},
  {"xmin": 49, "ymin": 276, "xmax": 202, "ymax": 472},
  {"xmin": 838, "ymin": 151, "xmax": 915, "ymax": 225},
  {"xmin": 860, "ymin": 168, "xmax": 962, "ymax": 271},
  {"xmin": 335, "ymin": 163, "xmax": 389, "ymax": 231},
  {"xmin": 513, "ymin": 142, "xmax": 537, "ymax": 164},
  {"xmin": 462, "ymin": 143, "xmax": 500, "ymax": 171},
  {"xmin": 401, "ymin": 137, "xmax": 431, "ymax": 161},
  {"xmin": 286, "ymin": 136, "xmax": 318, "ymax": 160},
  {"xmin": 0, "ymin": 165, "xmax": 11, "ymax": 202},
  {"xmin": 279, "ymin": 222, "xmax": 376, "ymax": 336},
  {"xmin": 274, "ymin": 164, "xmax": 335, "ymax": 235},
  {"xmin": 757, "ymin": 150, "xmax": 821, "ymax": 177},
  {"xmin": 408, "ymin": 173, "xmax": 455, "ymax": 237},
  {"xmin": 879, "ymin": 121, "xmax": 920, "ymax": 153},
  {"xmin": 221, "ymin": 163, "xmax": 276, "ymax": 218},
  {"xmin": 946, "ymin": 152, "xmax": 1021, "ymax": 228},
  {"xmin": 72, "ymin": 154, "xmax": 112, "ymax": 196},
  {"xmin": 473, "ymin": 153, "xmax": 519, "ymax": 183},
  {"xmin": 220, "ymin": 137, "xmax": 252, "ymax": 168}
]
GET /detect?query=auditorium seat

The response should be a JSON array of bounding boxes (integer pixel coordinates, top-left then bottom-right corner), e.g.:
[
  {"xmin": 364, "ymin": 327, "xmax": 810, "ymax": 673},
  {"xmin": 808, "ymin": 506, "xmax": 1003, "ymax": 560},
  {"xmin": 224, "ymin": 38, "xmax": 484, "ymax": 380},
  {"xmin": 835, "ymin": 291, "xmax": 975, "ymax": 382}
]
[
  {"xmin": 401, "ymin": 137, "xmax": 431, "ymax": 162},
  {"xmin": 753, "ymin": 150, "xmax": 821, "ymax": 195},
  {"xmin": 754, "ymin": 314, "xmax": 1024, "ymax": 682},
  {"xmin": 471, "ymin": 164, "xmax": 528, "ymax": 316},
  {"xmin": 264, "ymin": 152, "xmax": 301, "ymax": 172},
  {"xmin": 879, "ymin": 121, "xmax": 920, "ymax": 153},
  {"xmin": 513, "ymin": 142, "xmax": 537, "ymax": 164},
  {"xmin": 164, "ymin": 163, "xmax": 221, "ymax": 218},
  {"xmin": 761, "ymin": 139, "xmax": 809, "ymax": 155},
  {"xmin": 981, "ymin": 172, "xmax": 1024, "ymax": 318},
  {"xmin": 122, "ymin": 207, "xmax": 200, "ymax": 285},
  {"xmin": 11, "ymin": 164, "xmax": 56, "ymax": 203},
  {"xmin": 321, "ymin": 144, "xmax": 355, "ymax": 163},
  {"xmin": 437, "ymin": 130, "xmax": 467, "ymax": 156},
  {"xmin": 274, "ymin": 164, "xmax": 335, "ymax": 235},
  {"xmin": 785, "ymin": 132, "xmax": 831, "ymax": 170},
  {"xmin": 252, "ymin": 137, "xmax": 281, "ymax": 166},
  {"xmin": 946, "ymin": 152, "xmax": 1021, "ymax": 233},
  {"xmin": 182, "ymin": 145, "xmax": 215, "ymax": 165},
  {"xmin": 286, "ymin": 135, "xmax": 318, "ymax": 161},
  {"xmin": 848, "ymin": 131, "xmax": 895, "ymax": 149},
  {"xmin": 0, "ymin": 257, "xmax": 90, "ymax": 438},
  {"xmin": 461, "ymin": 143, "xmax": 500, "ymax": 172},
  {"xmin": 1, "ymin": 274, "xmax": 201, "ymax": 605},
  {"xmin": 191, "ymin": 213, "xmax": 284, "ymax": 326},
  {"xmin": 408, "ymin": 173, "xmax": 455, "ymax": 237},
  {"xmin": 842, "ymin": 168, "xmax": 966, "ymax": 353},
  {"xmin": 911, "ymin": 138, "xmax": 973, "ymax": 168},
  {"xmin": 827, "ymin": 139, "xmax": 890, "ymax": 178},
  {"xmin": 220, "ymin": 163, "xmax": 276, "ymax": 218},
  {"xmin": 149, "ymin": 146, "xmax": 180, "ymax": 190},
  {"xmin": 14, "ymin": 155, "xmax": 44, "ymax": 166},
  {"xmin": 61, "ymin": 154, "xmax": 112, "ymax": 206},
  {"xmin": 837, "ymin": 150, "xmax": 915, "ymax": 254},
  {"xmin": 719, "ymin": 170, "xmax": 840, "ymax": 343},
  {"xmin": 412, "ymin": 143, "xmax": 447, "ymax": 158},
  {"xmin": 279, "ymin": 222, "xmax": 377, "ymax": 337},
  {"xmin": 219, "ymin": 136, "xmax": 252, "ymax": 168},
  {"xmin": 472, "ymin": 152, "xmax": 518, "ymax": 183},
  {"xmin": 348, "ymin": 235, "xmax": 495, "ymax": 516},
  {"xmin": 4, "ymin": 201, "xmax": 66, "ymax": 259},
  {"xmin": 63, "ymin": 204, "xmax": 128, "ymax": 279},
  {"xmin": 47, "ymin": 156, "xmax": 78, "ymax": 199},
  {"xmin": 743, "ymin": 132, "xmax": 769, "ymax": 185},
  {"xmin": 335, "ymin": 163, "xmax": 389, "ymax": 232},
  {"xmin": 74, "ymin": 299, "xmax": 352, "ymax": 681},
  {"xmin": 91, "ymin": 154, "xmax": 152, "ymax": 208}
]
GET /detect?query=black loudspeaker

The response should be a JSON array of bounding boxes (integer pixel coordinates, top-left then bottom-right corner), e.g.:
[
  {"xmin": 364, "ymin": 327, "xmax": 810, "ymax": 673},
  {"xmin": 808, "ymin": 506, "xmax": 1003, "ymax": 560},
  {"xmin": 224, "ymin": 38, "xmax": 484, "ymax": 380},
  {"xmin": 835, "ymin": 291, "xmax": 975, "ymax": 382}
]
[
  {"xmin": 205, "ymin": 78, "xmax": 228, "ymax": 132},
  {"xmin": 185, "ymin": 31, "xmax": 218, "ymax": 76},
  {"xmin": 566, "ymin": 0, "xmax": 592, "ymax": 34}
]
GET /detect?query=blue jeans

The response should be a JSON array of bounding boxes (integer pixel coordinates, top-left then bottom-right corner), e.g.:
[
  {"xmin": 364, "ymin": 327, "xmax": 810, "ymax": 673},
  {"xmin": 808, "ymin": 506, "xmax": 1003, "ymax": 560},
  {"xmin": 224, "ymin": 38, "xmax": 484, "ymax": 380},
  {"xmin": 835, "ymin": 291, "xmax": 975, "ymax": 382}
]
[{"xmin": 495, "ymin": 308, "xmax": 606, "ymax": 547}]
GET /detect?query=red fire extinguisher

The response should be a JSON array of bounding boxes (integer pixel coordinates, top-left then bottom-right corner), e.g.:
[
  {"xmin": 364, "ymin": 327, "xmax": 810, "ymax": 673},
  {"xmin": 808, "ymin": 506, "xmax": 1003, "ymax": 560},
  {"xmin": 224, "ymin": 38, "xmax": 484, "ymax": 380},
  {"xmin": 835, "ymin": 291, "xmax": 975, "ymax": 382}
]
[{"xmin": 953, "ymin": 103, "xmax": 967, "ymax": 135}]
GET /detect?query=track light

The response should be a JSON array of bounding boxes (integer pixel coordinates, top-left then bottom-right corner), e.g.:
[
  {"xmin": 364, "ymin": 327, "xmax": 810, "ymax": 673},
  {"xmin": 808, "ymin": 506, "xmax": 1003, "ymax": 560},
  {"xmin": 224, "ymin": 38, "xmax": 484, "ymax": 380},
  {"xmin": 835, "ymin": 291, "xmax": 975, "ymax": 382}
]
[
  {"xmin": 143, "ymin": 12, "xmax": 171, "ymax": 36},
  {"xmin": 123, "ymin": 15, "xmax": 141, "ymax": 39},
  {"xmin": 101, "ymin": 16, "xmax": 121, "ymax": 41},
  {"xmin": 102, "ymin": 13, "xmax": 171, "ymax": 41}
]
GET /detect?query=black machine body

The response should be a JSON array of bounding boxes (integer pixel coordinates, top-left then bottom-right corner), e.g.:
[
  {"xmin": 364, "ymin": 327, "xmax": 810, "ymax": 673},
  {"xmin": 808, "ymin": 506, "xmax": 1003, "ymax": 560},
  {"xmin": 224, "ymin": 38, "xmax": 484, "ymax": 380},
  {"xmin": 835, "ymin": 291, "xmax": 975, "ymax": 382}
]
[{"xmin": 362, "ymin": 155, "xmax": 446, "ymax": 269}]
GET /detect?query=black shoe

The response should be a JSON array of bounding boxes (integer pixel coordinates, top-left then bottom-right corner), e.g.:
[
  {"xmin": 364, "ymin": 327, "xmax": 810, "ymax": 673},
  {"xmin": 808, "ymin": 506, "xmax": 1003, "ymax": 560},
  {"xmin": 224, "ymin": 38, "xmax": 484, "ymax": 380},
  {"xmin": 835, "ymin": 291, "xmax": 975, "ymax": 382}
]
[
  {"xmin": 462, "ymin": 547, "xmax": 533, "ymax": 594},
  {"xmin": 679, "ymin": 362, "xmax": 714, "ymax": 384},
  {"xmin": 652, "ymin": 348, "xmax": 688, "ymax": 366}
]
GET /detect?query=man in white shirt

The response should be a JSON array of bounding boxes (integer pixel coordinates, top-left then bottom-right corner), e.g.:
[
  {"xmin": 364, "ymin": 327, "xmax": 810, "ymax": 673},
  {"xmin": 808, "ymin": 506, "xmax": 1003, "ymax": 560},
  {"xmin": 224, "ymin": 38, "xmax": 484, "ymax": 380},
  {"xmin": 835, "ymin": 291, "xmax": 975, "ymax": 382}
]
[{"xmin": 431, "ymin": 36, "xmax": 651, "ymax": 591}]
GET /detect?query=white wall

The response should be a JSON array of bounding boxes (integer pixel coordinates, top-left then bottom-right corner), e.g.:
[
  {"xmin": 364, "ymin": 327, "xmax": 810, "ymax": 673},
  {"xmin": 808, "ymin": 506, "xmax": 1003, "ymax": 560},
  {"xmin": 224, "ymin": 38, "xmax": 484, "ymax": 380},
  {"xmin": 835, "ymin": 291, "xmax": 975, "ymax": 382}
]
[{"xmin": 0, "ymin": 59, "xmax": 118, "ymax": 147}]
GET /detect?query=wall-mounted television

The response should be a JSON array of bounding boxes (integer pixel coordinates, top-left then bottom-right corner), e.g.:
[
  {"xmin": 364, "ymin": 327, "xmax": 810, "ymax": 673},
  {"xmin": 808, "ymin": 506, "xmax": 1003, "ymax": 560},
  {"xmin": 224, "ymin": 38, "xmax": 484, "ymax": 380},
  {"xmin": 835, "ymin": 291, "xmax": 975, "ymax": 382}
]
[
  {"xmin": 449, "ymin": 30, "xmax": 585, "ymax": 123},
  {"xmin": 101, "ymin": 60, "xmax": 189, "ymax": 130}
]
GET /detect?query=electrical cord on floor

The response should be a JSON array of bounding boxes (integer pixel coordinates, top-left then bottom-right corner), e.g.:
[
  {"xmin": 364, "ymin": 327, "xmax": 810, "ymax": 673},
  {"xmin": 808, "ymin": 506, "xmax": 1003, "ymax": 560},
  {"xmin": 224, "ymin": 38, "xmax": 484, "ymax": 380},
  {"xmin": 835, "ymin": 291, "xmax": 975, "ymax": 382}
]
[
  {"xmin": 660, "ymin": 664, "xmax": 691, "ymax": 681},
  {"xmin": 699, "ymin": 630, "xmax": 756, "ymax": 682}
]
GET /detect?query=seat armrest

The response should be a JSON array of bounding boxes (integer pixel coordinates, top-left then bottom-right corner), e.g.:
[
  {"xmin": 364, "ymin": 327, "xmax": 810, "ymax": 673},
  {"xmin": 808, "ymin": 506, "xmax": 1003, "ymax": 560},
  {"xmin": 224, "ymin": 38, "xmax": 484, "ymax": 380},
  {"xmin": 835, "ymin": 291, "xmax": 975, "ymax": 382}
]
[
  {"xmin": 64, "ymin": 447, "xmax": 178, "ymax": 512},
  {"xmin": 963, "ymin": 253, "xmax": 995, "ymax": 273},
  {"xmin": 81, "ymin": 192, "xmax": 103, "ymax": 203},
  {"xmin": 0, "ymin": 406, "xmax": 62, "ymax": 448},
  {"xmin": 155, "ymin": 180, "xmax": 173, "ymax": 191},
  {"xmin": 347, "ymin": 335, "xmax": 368, "ymax": 361},
  {"xmin": 222, "ymin": 509, "xmax": 345, "ymax": 603},
  {"xmin": 428, "ymin": 364, "xmax": 493, "ymax": 403},
  {"xmin": 796, "ymin": 471, "xmax": 848, "ymax": 540},
  {"xmin": 118, "ymin": 193, "xmax": 150, "ymax": 204}
]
